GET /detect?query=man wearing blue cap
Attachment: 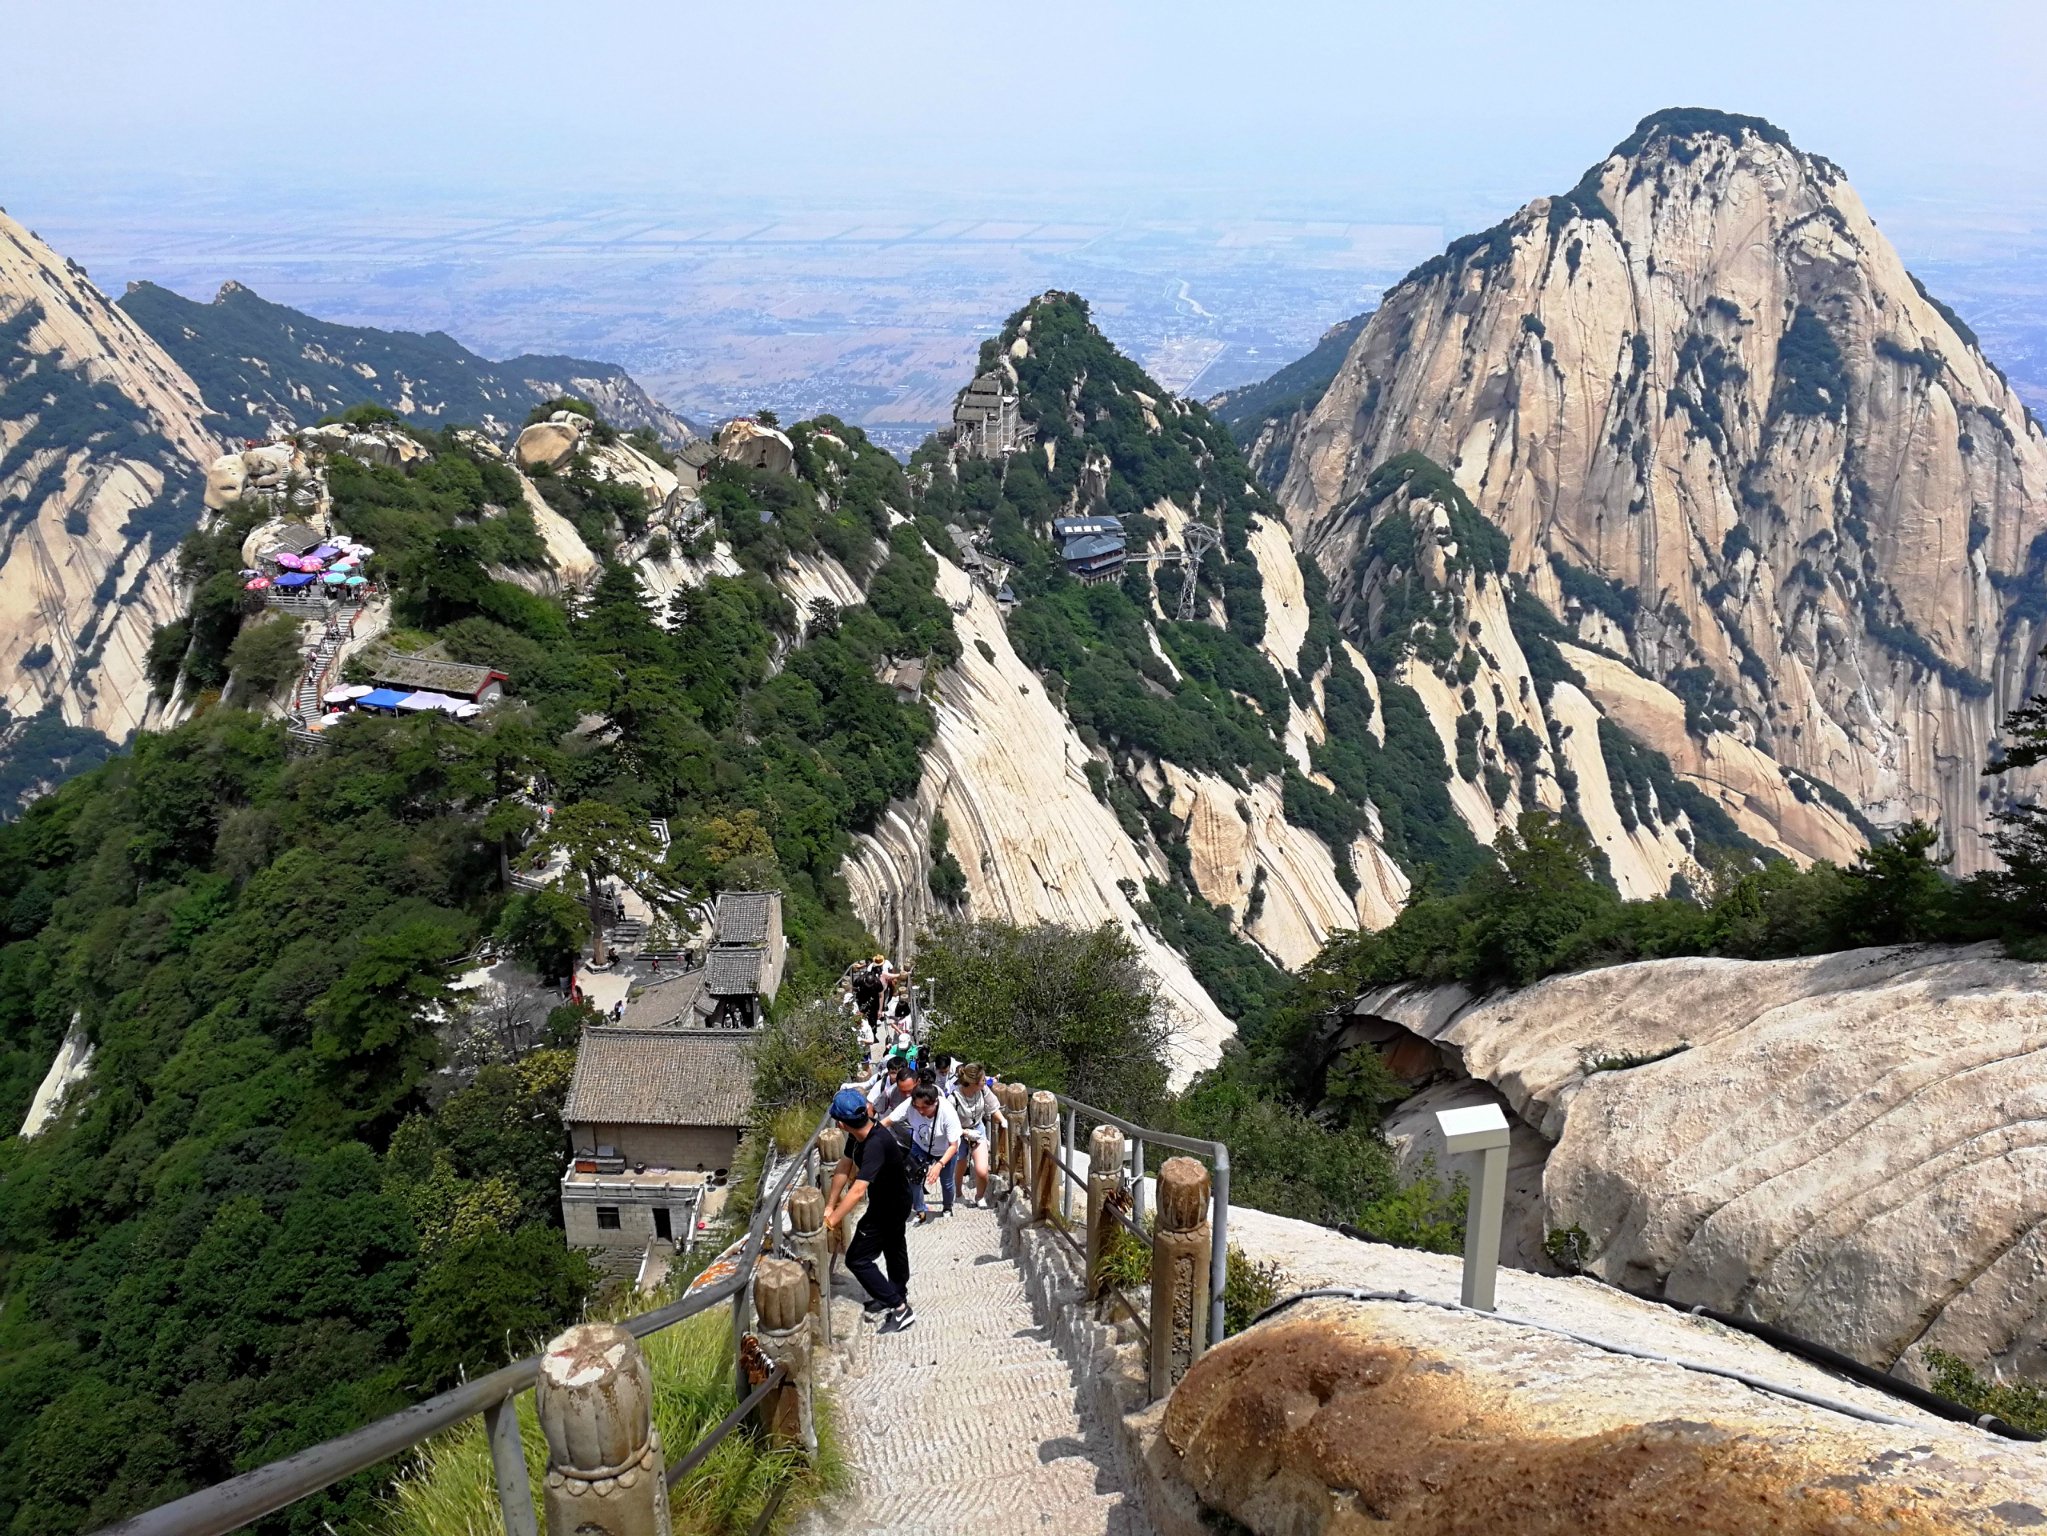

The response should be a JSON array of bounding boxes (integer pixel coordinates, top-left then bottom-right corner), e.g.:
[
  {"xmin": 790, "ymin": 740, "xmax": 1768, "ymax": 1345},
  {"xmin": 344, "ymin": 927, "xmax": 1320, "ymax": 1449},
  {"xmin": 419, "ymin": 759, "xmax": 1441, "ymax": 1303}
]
[{"xmin": 823, "ymin": 1086, "xmax": 916, "ymax": 1334}]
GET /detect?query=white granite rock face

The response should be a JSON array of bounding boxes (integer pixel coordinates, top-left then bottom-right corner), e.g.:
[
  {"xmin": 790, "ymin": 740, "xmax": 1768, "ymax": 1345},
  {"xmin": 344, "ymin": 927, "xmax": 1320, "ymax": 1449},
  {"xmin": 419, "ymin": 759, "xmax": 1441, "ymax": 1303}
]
[
  {"xmin": 1358, "ymin": 945, "xmax": 2047, "ymax": 1383},
  {"xmin": 0, "ymin": 211, "xmax": 218, "ymax": 755},
  {"xmin": 1276, "ymin": 116, "xmax": 2047, "ymax": 872}
]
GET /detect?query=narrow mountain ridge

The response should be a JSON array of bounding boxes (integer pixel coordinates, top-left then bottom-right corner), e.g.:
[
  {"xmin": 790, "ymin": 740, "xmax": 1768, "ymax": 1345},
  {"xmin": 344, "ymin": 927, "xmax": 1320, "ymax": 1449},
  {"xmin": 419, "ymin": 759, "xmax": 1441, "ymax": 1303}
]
[
  {"xmin": 863, "ymin": 293, "xmax": 1850, "ymax": 1071},
  {"xmin": 1266, "ymin": 108, "xmax": 2047, "ymax": 871},
  {"xmin": 121, "ymin": 279, "xmax": 696, "ymax": 446}
]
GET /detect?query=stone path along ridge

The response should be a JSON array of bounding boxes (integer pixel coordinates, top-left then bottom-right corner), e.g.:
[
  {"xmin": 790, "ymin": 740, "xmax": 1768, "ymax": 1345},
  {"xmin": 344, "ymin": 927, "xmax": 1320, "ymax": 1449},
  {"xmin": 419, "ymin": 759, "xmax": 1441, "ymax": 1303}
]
[{"xmin": 793, "ymin": 1201, "xmax": 1144, "ymax": 1535}]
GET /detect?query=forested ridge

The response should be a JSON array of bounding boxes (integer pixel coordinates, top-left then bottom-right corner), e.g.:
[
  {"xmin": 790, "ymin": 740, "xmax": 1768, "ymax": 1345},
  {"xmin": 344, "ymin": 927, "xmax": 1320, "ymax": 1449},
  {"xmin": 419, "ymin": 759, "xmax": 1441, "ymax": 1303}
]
[
  {"xmin": 0, "ymin": 405, "xmax": 954, "ymax": 1533},
  {"xmin": 11, "ymin": 293, "xmax": 2047, "ymax": 1533}
]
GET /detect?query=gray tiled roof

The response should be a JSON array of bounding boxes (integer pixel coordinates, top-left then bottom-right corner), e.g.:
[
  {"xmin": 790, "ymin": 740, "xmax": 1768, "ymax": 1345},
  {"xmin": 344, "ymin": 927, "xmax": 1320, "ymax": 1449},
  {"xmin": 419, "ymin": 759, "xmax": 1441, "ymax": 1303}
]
[
  {"xmin": 371, "ymin": 653, "xmax": 505, "ymax": 697},
  {"xmin": 268, "ymin": 523, "xmax": 326, "ymax": 555},
  {"xmin": 616, "ymin": 971, "xmax": 710, "ymax": 1029},
  {"xmin": 705, "ymin": 945, "xmax": 766, "ymax": 996},
  {"xmin": 715, "ymin": 892, "xmax": 773, "ymax": 946},
  {"xmin": 564, "ymin": 1027, "xmax": 754, "ymax": 1127}
]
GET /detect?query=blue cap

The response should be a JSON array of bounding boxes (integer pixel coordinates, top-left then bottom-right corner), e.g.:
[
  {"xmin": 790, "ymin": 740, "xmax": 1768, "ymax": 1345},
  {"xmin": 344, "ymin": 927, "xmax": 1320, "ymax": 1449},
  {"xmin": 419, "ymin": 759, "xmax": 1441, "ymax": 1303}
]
[{"xmin": 830, "ymin": 1087, "xmax": 871, "ymax": 1125}]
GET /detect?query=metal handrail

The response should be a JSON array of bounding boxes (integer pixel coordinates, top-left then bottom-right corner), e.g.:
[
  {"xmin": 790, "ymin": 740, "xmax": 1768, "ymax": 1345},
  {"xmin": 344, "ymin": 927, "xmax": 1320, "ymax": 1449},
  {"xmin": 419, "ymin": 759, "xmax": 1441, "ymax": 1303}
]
[
  {"xmin": 96, "ymin": 1111, "xmax": 832, "ymax": 1536},
  {"xmin": 664, "ymin": 1361, "xmax": 789, "ymax": 1489},
  {"xmin": 1025, "ymin": 1089, "xmax": 1231, "ymax": 1347}
]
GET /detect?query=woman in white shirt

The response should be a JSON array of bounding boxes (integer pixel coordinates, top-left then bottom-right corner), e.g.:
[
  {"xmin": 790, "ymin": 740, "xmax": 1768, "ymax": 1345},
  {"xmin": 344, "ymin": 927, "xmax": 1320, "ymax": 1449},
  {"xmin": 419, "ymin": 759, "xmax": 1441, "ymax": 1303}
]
[
  {"xmin": 947, "ymin": 1063, "xmax": 1006, "ymax": 1209},
  {"xmin": 884, "ymin": 1082, "xmax": 961, "ymax": 1222}
]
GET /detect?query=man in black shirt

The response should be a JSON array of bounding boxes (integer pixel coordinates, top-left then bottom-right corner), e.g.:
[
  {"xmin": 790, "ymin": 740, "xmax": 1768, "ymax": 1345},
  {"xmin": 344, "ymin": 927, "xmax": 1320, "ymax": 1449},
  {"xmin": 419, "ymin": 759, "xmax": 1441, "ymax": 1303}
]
[{"xmin": 824, "ymin": 1087, "xmax": 915, "ymax": 1334}]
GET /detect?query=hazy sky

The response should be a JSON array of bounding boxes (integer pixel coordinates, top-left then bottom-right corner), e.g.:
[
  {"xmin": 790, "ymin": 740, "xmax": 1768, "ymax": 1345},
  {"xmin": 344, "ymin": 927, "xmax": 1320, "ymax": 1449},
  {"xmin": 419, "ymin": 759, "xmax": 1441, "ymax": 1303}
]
[{"xmin": 6, "ymin": 0, "xmax": 2044, "ymax": 225}]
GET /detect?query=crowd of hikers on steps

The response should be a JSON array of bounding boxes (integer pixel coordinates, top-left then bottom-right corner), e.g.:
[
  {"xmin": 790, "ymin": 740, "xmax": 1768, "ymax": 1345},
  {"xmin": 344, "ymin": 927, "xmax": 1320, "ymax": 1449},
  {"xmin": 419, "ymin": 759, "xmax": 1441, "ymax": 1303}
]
[{"xmin": 820, "ymin": 954, "xmax": 1012, "ymax": 1338}]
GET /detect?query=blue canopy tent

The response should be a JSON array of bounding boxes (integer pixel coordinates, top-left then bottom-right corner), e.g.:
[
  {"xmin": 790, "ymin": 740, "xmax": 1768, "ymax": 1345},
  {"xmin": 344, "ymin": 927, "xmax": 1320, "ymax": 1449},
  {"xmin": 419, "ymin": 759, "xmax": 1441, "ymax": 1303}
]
[
  {"xmin": 273, "ymin": 571, "xmax": 317, "ymax": 589},
  {"xmin": 356, "ymin": 688, "xmax": 412, "ymax": 711}
]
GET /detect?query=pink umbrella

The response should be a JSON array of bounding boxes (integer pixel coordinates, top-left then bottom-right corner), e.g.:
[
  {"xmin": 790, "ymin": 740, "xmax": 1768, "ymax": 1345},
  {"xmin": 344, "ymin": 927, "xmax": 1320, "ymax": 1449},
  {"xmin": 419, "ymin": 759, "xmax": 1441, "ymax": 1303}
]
[
  {"xmin": 273, "ymin": 553, "xmax": 304, "ymax": 571},
  {"xmin": 299, "ymin": 557, "xmax": 325, "ymax": 573},
  {"xmin": 244, "ymin": 576, "xmax": 272, "ymax": 591}
]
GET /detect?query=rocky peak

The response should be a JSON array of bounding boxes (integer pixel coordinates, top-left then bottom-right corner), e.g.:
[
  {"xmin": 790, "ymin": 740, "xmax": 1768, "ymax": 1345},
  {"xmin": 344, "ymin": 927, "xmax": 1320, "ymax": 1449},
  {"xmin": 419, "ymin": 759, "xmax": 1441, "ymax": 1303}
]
[
  {"xmin": 0, "ymin": 211, "xmax": 218, "ymax": 796},
  {"xmin": 1272, "ymin": 108, "xmax": 2047, "ymax": 873}
]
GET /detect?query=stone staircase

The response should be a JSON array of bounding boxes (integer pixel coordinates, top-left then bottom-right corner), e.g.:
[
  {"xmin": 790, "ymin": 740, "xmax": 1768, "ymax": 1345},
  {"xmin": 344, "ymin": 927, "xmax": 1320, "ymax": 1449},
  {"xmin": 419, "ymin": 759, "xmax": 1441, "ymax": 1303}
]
[{"xmin": 796, "ymin": 1204, "xmax": 1143, "ymax": 1536}]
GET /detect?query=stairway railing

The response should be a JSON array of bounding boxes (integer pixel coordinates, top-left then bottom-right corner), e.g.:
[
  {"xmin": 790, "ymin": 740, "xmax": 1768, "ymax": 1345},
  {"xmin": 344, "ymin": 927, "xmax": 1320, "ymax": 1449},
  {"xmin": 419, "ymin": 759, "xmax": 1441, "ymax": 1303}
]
[
  {"xmin": 992, "ymin": 1084, "xmax": 1230, "ymax": 1360},
  {"xmin": 94, "ymin": 1110, "xmax": 835, "ymax": 1536}
]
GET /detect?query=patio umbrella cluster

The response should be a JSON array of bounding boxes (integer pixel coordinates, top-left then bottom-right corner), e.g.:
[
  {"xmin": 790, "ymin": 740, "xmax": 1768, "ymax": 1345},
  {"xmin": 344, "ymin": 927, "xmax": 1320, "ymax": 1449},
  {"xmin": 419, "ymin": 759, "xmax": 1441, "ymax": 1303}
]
[{"xmin": 256, "ymin": 534, "xmax": 375, "ymax": 595}]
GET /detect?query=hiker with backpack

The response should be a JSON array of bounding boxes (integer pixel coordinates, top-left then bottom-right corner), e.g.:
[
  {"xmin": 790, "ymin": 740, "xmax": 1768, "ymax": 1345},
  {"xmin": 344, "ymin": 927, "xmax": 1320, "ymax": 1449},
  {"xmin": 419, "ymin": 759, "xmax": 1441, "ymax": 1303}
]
[
  {"xmin": 850, "ymin": 956, "xmax": 887, "ymax": 1032},
  {"xmin": 884, "ymin": 1080, "xmax": 961, "ymax": 1222},
  {"xmin": 948, "ymin": 1063, "xmax": 1005, "ymax": 1208},
  {"xmin": 824, "ymin": 1087, "xmax": 916, "ymax": 1335}
]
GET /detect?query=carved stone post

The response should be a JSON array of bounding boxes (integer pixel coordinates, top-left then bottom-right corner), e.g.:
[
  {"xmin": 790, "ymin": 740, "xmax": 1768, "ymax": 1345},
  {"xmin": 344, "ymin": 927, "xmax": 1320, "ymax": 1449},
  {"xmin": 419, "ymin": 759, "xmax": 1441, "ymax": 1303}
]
[
  {"xmin": 1085, "ymin": 1123, "xmax": 1127, "ymax": 1300},
  {"xmin": 1029, "ymin": 1090, "xmax": 1060, "ymax": 1223},
  {"xmin": 751, "ymin": 1257, "xmax": 815, "ymax": 1453},
  {"xmin": 998, "ymin": 1082, "xmax": 1028, "ymax": 1201},
  {"xmin": 816, "ymin": 1126, "xmax": 846, "ymax": 1188},
  {"xmin": 537, "ymin": 1323, "xmax": 672, "ymax": 1536},
  {"xmin": 785, "ymin": 1185, "xmax": 832, "ymax": 1349},
  {"xmin": 1149, "ymin": 1157, "xmax": 1213, "ymax": 1401},
  {"xmin": 816, "ymin": 1126, "xmax": 847, "ymax": 1258}
]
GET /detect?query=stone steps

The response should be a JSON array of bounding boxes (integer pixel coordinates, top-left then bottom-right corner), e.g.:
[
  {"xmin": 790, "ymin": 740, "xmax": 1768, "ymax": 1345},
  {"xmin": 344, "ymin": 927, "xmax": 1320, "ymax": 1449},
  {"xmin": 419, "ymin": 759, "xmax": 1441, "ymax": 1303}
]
[{"xmin": 795, "ymin": 1205, "xmax": 1145, "ymax": 1535}]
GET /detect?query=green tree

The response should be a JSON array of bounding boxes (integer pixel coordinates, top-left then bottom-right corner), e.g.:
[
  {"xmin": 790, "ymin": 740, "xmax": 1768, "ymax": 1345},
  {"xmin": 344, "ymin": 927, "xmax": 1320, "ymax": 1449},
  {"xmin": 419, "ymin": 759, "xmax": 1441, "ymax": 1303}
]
[
  {"xmin": 225, "ymin": 614, "xmax": 308, "ymax": 700},
  {"xmin": 531, "ymin": 801, "xmax": 669, "ymax": 964},
  {"xmin": 404, "ymin": 1226, "xmax": 594, "ymax": 1390},
  {"xmin": 927, "ymin": 813, "xmax": 968, "ymax": 906},
  {"xmin": 309, "ymin": 921, "xmax": 466, "ymax": 1124},
  {"xmin": 919, "ymin": 917, "xmax": 1171, "ymax": 1121},
  {"xmin": 1834, "ymin": 819, "xmax": 1951, "ymax": 946},
  {"xmin": 1454, "ymin": 811, "xmax": 1621, "ymax": 988},
  {"xmin": 496, "ymin": 886, "xmax": 590, "ymax": 981}
]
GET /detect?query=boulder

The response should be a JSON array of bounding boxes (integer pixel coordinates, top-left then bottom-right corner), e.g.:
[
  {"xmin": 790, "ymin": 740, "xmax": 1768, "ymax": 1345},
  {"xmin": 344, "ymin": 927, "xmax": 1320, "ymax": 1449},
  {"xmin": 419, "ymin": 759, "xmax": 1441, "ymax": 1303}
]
[
  {"xmin": 713, "ymin": 418, "xmax": 794, "ymax": 477},
  {"xmin": 242, "ymin": 443, "xmax": 294, "ymax": 486},
  {"xmin": 1164, "ymin": 1289, "xmax": 2047, "ymax": 1535},
  {"xmin": 515, "ymin": 418, "xmax": 583, "ymax": 470},
  {"xmin": 204, "ymin": 452, "xmax": 248, "ymax": 510},
  {"xmin": 1353, "ymin": 946, "xmax": 2047, "ymax": 1385}
]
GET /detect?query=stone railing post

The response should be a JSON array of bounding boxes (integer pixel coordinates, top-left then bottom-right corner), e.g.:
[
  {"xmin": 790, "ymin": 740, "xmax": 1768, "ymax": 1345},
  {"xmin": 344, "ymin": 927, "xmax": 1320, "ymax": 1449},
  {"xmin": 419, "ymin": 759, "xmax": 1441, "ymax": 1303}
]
[
  {"xmin": 1149, "ymin": 1157, "xmax": 1213, "ymax": 1401},
  {"xmin": 816, "ymin": 1126, "xmax": 847, "ymax": 1259},
  {"xmin": 537, "ymin": 1323, "xmax": 672, "ymax": 1536},
  {"xmin": 1029, "ymin": 1090, "xmax": 1060, "ymax": 1222},
  {"xmin": 751, "ymin": 1256, "xmax": 815, "ymax": 1454},
  {"xmin": 816, "ymin": 1125, "xmax": 845, "ymax": 1188},
  {"xmin": 998, "ymin": 1082, "xmax": 1028, "ymax": 1201},
  {"xmin": 1085, "ymin": 1123, "xmax": 1127, "ymax": 1300},
  {"xmin": 785, "ymin": 1185, "xmax": 832, "ymax": 1350}
]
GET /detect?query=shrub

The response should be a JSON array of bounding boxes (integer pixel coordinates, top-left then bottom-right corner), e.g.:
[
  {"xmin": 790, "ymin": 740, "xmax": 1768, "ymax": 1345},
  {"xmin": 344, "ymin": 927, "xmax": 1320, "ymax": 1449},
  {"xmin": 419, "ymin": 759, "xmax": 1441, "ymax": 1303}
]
[
  {"xmin": 1922, "ymin": 1349, "xmax": 2047, "ymax": 1434},
  {"xmin": 921, "ymin": 917, "xmax": 1171, "ymax": 1122}
]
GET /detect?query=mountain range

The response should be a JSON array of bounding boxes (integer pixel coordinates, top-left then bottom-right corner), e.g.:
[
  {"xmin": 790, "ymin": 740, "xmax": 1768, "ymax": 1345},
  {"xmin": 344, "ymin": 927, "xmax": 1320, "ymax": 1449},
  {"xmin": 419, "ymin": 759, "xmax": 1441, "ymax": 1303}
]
[
  {"xmin": 3, "ymin": 107, "xmax": 2044, "ymax": 1035},
  {"xmin": 119, "ymin": 278, "xmax": 695, "ymax": 446},
  {"xmin": 8, "ymin": 110, "xmax": 2047, "ymax": 1526}
]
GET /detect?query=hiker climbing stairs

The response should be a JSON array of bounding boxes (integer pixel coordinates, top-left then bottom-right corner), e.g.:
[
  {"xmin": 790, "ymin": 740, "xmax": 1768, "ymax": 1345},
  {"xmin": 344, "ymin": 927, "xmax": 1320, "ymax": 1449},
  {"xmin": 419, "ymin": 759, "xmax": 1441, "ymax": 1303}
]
[{"xmin": 796, "ymin": 1204, "xmax": 1142, "ymax": 1536}]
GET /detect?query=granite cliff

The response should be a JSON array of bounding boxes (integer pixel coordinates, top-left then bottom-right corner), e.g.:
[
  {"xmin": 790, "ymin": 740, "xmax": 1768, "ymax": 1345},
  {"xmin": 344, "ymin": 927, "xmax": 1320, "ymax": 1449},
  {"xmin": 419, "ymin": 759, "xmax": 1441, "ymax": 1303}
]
[
  {"xmin": 0, "ymin": 210, "xmax": 217, "ymax": 799},
  {"xmin": 1265, "ymin": 109, "xmax": 2047, "ymax": 873}
]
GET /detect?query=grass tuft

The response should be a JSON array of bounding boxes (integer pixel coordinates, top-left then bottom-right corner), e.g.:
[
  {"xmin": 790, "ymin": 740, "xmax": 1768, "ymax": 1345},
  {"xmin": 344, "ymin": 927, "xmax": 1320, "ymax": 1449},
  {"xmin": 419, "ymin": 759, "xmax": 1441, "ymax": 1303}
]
[{"xmin": 377, "ymin": 1309, "xmax": 843, "ymax": 1535}]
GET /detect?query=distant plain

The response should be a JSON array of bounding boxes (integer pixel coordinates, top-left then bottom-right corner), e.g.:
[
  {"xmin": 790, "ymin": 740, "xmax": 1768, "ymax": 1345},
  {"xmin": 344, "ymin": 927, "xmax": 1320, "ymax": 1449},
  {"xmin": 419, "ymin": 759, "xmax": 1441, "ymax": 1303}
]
[{"xmin": 16, "ymin": 178, "xmax": 2045, "ymax": 450}]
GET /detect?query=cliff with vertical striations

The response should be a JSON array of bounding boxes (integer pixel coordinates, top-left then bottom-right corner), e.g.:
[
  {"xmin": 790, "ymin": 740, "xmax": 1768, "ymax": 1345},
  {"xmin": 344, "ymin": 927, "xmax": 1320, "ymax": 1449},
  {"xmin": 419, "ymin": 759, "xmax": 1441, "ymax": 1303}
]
[{"xmin": 1266, "ymin": 109, "xmax": 2047, "ymax": 872}]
